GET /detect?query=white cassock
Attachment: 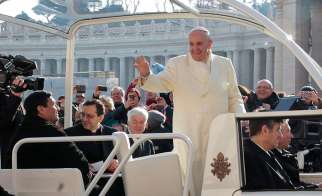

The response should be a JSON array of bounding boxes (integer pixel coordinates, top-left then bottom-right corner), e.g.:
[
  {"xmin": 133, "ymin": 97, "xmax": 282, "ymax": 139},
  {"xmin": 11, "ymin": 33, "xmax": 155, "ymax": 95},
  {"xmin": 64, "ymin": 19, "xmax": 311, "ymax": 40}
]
[{"xmin": 140, "ymin": 53, "xmax": 245, "ymax": 195}]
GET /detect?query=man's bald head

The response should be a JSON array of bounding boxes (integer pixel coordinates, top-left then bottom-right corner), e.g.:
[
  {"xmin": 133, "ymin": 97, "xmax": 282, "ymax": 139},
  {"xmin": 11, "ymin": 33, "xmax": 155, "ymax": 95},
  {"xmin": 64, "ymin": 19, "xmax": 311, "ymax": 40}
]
[
  {"xmin": 188, "ymin": 26, "xmax": 213, "ymax": 62},
  {"xmin": 255, "ymin": 79, "xmax": 274, "ymax": 100}
]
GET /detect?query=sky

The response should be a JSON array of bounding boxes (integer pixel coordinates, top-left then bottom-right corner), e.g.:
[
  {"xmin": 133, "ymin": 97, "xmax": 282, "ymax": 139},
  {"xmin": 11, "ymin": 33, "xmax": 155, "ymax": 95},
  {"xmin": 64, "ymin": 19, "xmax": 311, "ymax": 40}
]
[{"xmin": 0, "ymin": 0, "xmax": 271, "ymax": 23}]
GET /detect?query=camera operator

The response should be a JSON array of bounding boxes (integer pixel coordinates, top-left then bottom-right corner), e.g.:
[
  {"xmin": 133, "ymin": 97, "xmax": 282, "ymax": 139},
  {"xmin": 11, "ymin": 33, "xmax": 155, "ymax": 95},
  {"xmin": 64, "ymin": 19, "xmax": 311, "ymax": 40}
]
[{"xmin": 0, "ymin": 77, "xmax": 26, "ymax": 168}]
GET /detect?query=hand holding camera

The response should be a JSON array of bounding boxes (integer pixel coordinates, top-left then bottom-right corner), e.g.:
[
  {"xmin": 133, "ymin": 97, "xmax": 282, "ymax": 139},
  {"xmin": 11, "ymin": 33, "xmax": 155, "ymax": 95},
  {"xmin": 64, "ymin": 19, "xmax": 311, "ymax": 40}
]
[
  {"xmin": 11, "ymin": 77, "xmax": 27, "ymax": 97},
  {"xmin": 93, "ymin": 85, "xmax": 107, "ymax": 98},
  {"xmin": 299, "ymin": 91, "xmax": 319, "ymax": 104}
]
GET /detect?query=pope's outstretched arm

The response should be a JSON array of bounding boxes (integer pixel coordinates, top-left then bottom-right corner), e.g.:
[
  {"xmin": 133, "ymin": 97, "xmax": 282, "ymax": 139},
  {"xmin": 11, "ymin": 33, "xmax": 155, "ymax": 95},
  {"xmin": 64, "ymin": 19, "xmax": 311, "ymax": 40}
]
[{"xmin": 134, "ymin": 56, "xmax": 176, "ymax": 93}]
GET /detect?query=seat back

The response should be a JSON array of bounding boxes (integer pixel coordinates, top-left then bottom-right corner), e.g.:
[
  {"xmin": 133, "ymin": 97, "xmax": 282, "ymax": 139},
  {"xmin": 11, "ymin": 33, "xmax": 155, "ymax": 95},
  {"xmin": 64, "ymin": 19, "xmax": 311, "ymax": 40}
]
[
  {"xmin": 113, "ymin": 132, "xmax": 183, "ymax": 196},
  {"xmin": 123, "ymin": 152, "xmax": 183, "ymax": 196},
  {"xmin": 0, "ymin": 168, "xmax": 85, "ymax": 196}
]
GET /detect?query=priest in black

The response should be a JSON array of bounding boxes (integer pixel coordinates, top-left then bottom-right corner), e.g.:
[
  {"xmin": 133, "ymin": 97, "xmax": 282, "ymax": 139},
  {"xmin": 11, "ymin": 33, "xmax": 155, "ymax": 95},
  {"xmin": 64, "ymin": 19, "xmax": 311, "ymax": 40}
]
[
  {"xmin": 65, "ymin": 99, "xmax": 118, "ymax": 171},
  {"xmin": 243, "ymin": 118, "xmax": 295, "ymax": 190}
]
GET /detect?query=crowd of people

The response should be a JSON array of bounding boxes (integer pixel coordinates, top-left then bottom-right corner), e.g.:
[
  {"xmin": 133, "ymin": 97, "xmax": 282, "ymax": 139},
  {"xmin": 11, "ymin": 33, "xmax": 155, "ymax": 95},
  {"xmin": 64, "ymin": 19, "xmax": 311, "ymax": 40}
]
[
  {"xmin": 0, "ymin": 77, "xmax": 174, "ymax": 195},
  {"xmin": 1, "ymin": 26, "xmax": 322, "ymax": 195}
]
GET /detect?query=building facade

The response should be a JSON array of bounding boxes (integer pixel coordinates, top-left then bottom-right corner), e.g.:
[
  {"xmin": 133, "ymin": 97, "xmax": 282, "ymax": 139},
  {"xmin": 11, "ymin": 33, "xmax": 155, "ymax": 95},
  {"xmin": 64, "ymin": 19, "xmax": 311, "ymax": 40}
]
[{"xmin": 0, "ymin": 0, "xmax": 321, "ymax": 97}]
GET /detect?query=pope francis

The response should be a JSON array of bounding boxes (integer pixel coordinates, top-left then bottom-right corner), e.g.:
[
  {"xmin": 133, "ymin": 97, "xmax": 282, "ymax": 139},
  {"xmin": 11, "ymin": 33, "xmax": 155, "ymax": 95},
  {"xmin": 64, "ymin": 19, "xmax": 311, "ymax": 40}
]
[{"xmin": 134, "ymin": 27, "xmax": 245, "ymax": 195}]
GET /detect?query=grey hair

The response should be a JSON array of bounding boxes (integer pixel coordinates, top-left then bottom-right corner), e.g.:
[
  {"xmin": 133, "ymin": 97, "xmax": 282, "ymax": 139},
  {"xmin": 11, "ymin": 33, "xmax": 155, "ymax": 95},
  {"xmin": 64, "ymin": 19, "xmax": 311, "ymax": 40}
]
[
  {"xmin": 111, "ymin": 86, "xmax": 125, "ymax": 96},
  {"xmin": 99, "ymin": 95, "xmax": 115, "ymax": 111},
  {"xmin": 127, "ymin": 107, "xmax": 148, "ymax": 123},
  {"xmin": 257, "ymin": 79, "xmax": 273, "ymax": 89},
  {"xmin": 189, "ymin": 26, "xmax": 210, "ymax": 37}
]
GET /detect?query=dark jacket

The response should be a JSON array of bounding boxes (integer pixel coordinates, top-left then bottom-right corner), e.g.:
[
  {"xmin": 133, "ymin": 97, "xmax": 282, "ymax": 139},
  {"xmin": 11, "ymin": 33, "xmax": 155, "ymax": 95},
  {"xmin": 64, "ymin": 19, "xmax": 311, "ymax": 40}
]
[
  {"xmin": 243, "ymin": 139, "xmax": 295, "ymax": 190},
  {"xmin": 129, "ymin": 138, "xmax": 155, "ymax": 158},
  {"xmin": 146, "ymin": 111, "xmax": 173, "ymax": 154},
  {"xmin": 0, "ymin": 93, "xmax": 22, "ymax": 168},
  {"xmin": 164, "ymin": 106, "xmax": 173, "ymax": 131},
  {"xmin": 8, "ymin": 115, "xmax": 90, "ymax": 185},
  {"xmin": 113, "ymin": 104, "xmax": 129, "ymax": 124},
  {"xmin": 126, "ymin": 129, "xmax": 155, "ymax": 158},
  {"xmin": 65, "ymin": 124, "xmax": 117, "ymax": 163},
  {"xmin": 272, "ymin": 149, "xmax": 318, "ymax": 189},
  {"xmin": 246, "ymin": 91, "xmax": 279, "ymax": 112}
]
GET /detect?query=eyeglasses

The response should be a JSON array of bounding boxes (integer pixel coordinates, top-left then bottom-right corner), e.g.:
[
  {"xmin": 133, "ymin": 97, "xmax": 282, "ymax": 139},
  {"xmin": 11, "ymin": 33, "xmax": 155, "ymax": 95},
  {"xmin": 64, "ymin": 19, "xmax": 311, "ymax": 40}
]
[
  {"xmin": 80, "ymin": 112, "xmax": 97, "ymax": 119},
  {"xmin": 256, "ymin": 86, "xmax": 271, "ymax": 90}
]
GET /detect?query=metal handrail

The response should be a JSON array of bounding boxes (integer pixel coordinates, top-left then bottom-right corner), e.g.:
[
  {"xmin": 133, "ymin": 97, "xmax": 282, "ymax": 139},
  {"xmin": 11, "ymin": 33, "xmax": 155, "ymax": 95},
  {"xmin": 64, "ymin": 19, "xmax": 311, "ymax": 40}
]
[
  {"xmin": 97, "ymin": 132, "xmax": 193, "ymax": 196},
  {"xmin": 11, "ymin": 135, "xmax": 120, "ymax": 196}
]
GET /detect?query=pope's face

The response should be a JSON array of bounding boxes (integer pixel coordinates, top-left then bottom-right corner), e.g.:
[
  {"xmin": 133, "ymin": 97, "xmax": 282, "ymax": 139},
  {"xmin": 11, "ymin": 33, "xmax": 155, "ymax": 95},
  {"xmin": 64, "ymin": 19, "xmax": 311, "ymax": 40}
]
[{"xmin": 189, "ymin": 30, "xmax": 213, "ymax": 62}]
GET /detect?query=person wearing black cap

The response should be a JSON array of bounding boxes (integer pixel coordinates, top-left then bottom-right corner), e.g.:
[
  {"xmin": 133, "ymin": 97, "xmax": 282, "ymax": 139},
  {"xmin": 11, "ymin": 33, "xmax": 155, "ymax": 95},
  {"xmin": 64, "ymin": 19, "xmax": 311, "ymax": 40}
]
[
  {"xmin": 289, "ymin": 85, "xmax": 322, "ymax": 167},
  {"xmin": 146, "ymin": 110, "xmax": 173, "ymax": 154},
  {"xmin": 294, "ymin": 86, "xmax": 322, "ymax": 110}
]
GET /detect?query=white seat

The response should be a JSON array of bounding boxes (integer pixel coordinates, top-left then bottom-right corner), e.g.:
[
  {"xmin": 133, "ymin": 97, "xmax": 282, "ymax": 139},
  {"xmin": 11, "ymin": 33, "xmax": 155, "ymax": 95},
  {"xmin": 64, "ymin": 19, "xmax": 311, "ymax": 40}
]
[
  {"xmin": 123, "ymin": 152, "xmax": 183, "ymax": 196},
  {"xmin": 0, "ymin": 168, "xmax": 85, "ymax": 196},
  {"xmin": 113, "ymin": 132, "xmax": 183, "ymax": 196}
]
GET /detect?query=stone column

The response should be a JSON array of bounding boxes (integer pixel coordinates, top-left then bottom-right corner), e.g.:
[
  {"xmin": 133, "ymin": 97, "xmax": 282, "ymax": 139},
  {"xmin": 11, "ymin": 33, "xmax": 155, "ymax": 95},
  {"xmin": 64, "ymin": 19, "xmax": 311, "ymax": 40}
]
[
  {"xmin": 266, "ymin": 47, "xmax": 274, "ymax": 82},
  {"xmin": 273, "ymin": 0, "xmax": 284, "ymax": 91},
  {"xmin": 119, "ymin": 57, "xmax": 126, "ymax": 89},
  {"xmin": 239, "ymin": 50, "xmax": 253, "ymax": 88},
  {"xmin": 57, "ymin": 58, "xmax": 62, "ymax": 76},
  {"xmin": 104, "ymin": 57, "xmax": 109, "ymax": 71},
  {"xmin": 40, "ymin": 59, "xmax": 46, "ymax": 75},
  {"xmin": 89, "ymin": 58, "xmax": 95, "ymax": 72},
  {"xmin": 310, "ymin": 0, "xmax": 322, "ymax": 90},
  {"xmin": 253, "ymin": 48, "xmax": 261, "ymax": 87}
]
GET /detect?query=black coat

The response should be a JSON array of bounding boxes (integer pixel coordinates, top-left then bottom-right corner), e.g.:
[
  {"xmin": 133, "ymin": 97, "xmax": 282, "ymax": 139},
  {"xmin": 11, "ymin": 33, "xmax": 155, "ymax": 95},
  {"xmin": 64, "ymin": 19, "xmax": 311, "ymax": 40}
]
[
  {"xmin": 0, "ymin": 93, "xmax": 22, "ymax": 168},
  {"xmin": 129, "ymin": 138, "xmax": 155, "ymax": 158},
  {"xmin": 126, "ymin": 128, "xmax": 155, "ymax": 158},
  {"xmin": 164, "ymin": 106, "xmax": 173, "ymax": 131},
  {"xmin": 271, "ymin": 149, "xmax": 318, "ymax": 189},
  {"xmin": 64, "ymin": 124, "xmax": 117, "ymax": 163},
  {"xmin": 112, "ymin": 104, "xmax": 129, "ymax": 124},
  {"xmin": 8, "ymin": 115, "xmax": 90, "ymax": 185},
  {"xmin": 243, "ymin": 139, "xmax": 295, "ymax": 190},
  {"xmin": 246, "ymin": 91, "xmax": 279, "ymax": 112},
  {"xmin": 146, "ymin": 124, "xmax": 173, "ymax": 154}
]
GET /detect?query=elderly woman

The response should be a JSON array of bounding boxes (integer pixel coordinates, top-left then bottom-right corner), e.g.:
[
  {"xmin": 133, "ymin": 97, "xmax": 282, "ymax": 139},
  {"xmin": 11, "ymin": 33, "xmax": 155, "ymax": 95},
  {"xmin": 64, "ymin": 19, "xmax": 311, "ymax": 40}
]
[{"xmin": 127, "ymin": 107, "xmax": 155, "ymax": 158}]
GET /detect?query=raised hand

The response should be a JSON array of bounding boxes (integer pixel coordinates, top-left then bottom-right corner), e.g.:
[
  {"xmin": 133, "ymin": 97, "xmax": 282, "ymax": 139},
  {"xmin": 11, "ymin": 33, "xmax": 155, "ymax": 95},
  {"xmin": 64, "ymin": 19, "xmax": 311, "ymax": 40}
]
[{"xmin": 134, "ymin": 56, "xmax": 150, "ymax": 77}]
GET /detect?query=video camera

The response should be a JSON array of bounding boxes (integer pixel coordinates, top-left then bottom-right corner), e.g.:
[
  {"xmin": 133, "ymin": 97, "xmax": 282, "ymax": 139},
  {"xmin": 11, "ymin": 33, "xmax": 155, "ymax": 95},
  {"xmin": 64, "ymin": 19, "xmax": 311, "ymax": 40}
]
[{"xmin": 0, "ymin": 54, "xmax": 44, "ymax": 93}]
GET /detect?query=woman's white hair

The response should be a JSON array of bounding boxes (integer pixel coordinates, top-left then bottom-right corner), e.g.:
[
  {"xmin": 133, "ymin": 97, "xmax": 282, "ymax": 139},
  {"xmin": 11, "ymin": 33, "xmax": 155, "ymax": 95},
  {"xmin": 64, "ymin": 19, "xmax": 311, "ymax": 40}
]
[{"xmin": 127, "ymin": 107, "xmax": 148, "ymax": 123}]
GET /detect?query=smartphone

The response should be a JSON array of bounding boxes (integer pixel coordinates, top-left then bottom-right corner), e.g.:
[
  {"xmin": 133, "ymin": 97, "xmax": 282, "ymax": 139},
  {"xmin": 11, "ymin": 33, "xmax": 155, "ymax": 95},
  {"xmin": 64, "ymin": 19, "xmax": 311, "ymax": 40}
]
[
  {"xmin": 75, "ymin": 85, "xmax": 86, "ymax": 93},
  {"xmin": 97, "ymin": 85, "xmax": 107, "ymax": 91}
]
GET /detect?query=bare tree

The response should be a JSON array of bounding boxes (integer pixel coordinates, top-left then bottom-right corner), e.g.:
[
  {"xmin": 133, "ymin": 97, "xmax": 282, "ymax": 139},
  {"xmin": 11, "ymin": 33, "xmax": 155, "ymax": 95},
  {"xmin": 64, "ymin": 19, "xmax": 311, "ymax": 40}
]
[
  {"xmin": 120, "ymin": 0, "xmax": 140, "ymax": 12},
  {"xmin": 132, "ymin": 0, "xmax": 140, "ymax": 12}
]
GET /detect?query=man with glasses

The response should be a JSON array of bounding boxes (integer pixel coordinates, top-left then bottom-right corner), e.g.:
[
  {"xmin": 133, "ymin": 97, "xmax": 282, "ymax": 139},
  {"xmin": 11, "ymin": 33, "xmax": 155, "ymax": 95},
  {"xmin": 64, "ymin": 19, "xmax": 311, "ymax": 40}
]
[
  {"xmin": 65, "ymin": 99, "xmax": 118, "ymax": 173},
  {"xmin": 246, "ymin": 79, "xmax": 280, "ymax": 112}
]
